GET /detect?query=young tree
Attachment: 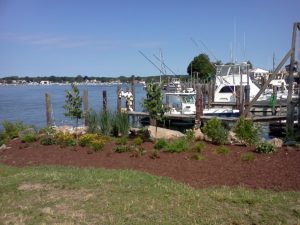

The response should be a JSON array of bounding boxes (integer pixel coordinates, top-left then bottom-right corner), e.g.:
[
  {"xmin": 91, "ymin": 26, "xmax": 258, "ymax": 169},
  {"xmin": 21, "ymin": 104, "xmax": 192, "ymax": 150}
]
[
  {"xmin": 142, "ymin": 82, "xmax": 166, "ymax": 137},
  {"xmin": 63, "ymin": 83, "xmax": 83, "ymax": 128}
]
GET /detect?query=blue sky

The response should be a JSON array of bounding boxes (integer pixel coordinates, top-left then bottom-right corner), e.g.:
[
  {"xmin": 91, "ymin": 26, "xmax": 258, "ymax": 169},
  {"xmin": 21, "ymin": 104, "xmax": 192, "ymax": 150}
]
[{"xmin": 0, "ymin": 0, "xmax": 299, "ymax": 77}]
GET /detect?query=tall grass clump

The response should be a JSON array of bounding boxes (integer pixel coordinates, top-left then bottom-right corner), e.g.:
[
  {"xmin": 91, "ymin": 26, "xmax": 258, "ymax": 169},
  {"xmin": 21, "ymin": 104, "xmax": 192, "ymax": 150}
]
[
  {"xmin": 2, "ymin": 120, "xmax": 27, "ymax": 139},
  {"xmin": 202, "ymin": 117, "xmax": 228, "ymax": 144},
  {"xmin": 99, "ymin": 109, "xmax": 112, "ymax": 136},
  {"xmin": 86, "ymin": 109, "xmax": 113, "ymax": 136},
  {"xmin": 86, "ymin": 109, "xmax": 100, "ymax": 134},
  {"xmin": 234, "ymin": 117, "xmax": 259, "ymax": 146},
  {"xmin": 112, "ymin": 111, "xmax": 129, "ymax": 137}
]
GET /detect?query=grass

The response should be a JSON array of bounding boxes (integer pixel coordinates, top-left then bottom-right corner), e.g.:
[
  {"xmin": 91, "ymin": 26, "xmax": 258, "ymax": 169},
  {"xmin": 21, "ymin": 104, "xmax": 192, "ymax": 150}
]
[{"xmin": 0, "ymin": 164, "xmax": 300, "ymax": 225}]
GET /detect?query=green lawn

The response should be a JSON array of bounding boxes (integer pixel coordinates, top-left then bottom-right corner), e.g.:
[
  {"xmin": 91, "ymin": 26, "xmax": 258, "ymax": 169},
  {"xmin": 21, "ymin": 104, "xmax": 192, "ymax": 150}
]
[{"xmin": 0, "ymin": 164, "xmax": 299, "ymax": 225}]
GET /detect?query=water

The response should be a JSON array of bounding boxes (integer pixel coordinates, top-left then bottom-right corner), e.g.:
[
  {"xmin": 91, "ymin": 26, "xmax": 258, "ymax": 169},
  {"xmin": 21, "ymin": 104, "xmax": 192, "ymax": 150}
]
[
  {"xmin": 0, "ymin": 84, "xmax": 146, "ymax": 128},
  {"xmin": 0, "ymin": 84, "xmax": 278, "ymax": 139}
]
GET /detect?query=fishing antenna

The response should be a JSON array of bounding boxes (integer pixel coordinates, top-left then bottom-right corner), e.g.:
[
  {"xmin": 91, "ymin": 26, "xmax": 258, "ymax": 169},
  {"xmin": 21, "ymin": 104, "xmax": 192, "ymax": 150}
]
[
  {"xmin": 138, "ymin": 50, "xmax": 166, "ymax": 75},
  {"xmin": 153, "ymin": 54, "xmax": 177, "ymax": 76}
]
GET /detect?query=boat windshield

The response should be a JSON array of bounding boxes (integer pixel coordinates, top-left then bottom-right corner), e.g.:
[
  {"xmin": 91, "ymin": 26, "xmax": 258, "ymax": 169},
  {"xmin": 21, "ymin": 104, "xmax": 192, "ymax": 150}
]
[
  {"xmin": 180, "ymin": 95, "xmax": 195, "ymax": 104},
  {"xmin": 216, "ymin": 63, "xmax": 248, "ymax": 76},
  {"xmin": 166, "ymin": 94, "xmax": 196, "ymax": 105}
]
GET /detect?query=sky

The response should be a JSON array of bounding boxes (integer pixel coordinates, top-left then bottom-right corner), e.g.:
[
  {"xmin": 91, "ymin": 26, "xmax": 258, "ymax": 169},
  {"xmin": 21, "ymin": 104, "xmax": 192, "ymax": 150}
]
[{"xmin": 0, "ymin": 0, "xmax": 299, "ymax": 77}]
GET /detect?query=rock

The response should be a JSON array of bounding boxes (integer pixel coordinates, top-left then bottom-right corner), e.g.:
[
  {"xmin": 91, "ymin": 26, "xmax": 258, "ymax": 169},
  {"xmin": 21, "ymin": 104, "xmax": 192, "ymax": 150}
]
[
  {"xmin": 54, "ymin": 125, "xmax": 87, "ymax": 135},
  {"xmin": 268, "ymin": 138, "xmax": 283, "ymax": 148},
  {"xmin": 194, "ymin": 128, "xmax": 204, "ymax": 141},
  {"xmin": 0, "ymin": 144, "xmax": 7, "ymax": 150},
  {"xmin": 284, "ymin": 140, "xmax": 297, "ymax": 146},
  {"xmin": 18, "ymin": 127, "xmax": 36, "ymax": 138},
  {"xmin": 227, "ymin": 131, "xmax": 242, "ymax": 145},
  {"xmin": 147, "ymin": 126, "xmax": 184, "ymax": 140},
  {"xmin": 203, "ymin": 134, "xmax": 212, "ymax": 142}
]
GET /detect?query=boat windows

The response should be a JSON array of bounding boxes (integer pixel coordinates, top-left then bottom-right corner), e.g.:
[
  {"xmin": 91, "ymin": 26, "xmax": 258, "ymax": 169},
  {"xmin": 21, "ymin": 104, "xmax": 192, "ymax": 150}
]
[{"xmin": 219, "ymin": 86, "xmax": 235, "ymax": 93}]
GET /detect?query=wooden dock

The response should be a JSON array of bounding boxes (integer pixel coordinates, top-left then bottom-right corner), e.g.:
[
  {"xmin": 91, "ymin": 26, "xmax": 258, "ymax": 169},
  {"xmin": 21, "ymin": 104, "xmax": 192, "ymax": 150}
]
[{"xmin": 127, "ymin": 111, "xmax": 292, "ymax": 123}]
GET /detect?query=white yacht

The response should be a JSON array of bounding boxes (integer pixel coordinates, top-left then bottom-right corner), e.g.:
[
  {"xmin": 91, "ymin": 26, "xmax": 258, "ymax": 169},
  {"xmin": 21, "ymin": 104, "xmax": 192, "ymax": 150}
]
[
  {"xmin": 214, "ymin": 63, "xmax": 260, "ymax": 102},
  {"xmin": 164, "ymin": 92, "xmax": 239, "ymax": 117},
  {"xmin": 214, "ymin": 63, "xmax": 297, "ymax": 103}
]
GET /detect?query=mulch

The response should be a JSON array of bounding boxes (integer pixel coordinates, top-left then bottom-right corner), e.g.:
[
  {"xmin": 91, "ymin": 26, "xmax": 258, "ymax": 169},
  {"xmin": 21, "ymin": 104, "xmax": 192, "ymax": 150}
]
[{"xmin": 1, "ymin": 139, "xmax": 300, "ymax": 191}]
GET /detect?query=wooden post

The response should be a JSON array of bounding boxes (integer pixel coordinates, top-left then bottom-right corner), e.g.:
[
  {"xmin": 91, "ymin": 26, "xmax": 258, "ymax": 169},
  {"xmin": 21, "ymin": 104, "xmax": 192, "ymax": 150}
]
[
  {"xmin": 103, "ymin": 90, "xmax": 107, "ymax": 111},
  {"xmin": 235, "ymin": 86, "xmax": 240, "ymax": 110},
  {"xmin": 117, "ymin": 85, "xmax": 121, "ymax": 112},
  {"xmin": 207, "ymin": 80, "xmax": 212, "ymax": 109},
  {"xmin": 195, "ymin": 84, "xmax": 203, "ymax": 127},
  {"xmin": 240, "ymin": 87, "xmax": 245, "ymax": 115},
  {"xmin": 83, "ymin": 89, "xmax": 89, "ymax": 126},
  {"xmin": 45, "ymin": 93, "xmax": 53, "ymax": 127},
  {"xmin": 244, "ymin": 85, "xmax": 250, "ymax": 108},
  {"xmin": 286, "ymin": 22, "xmax": 298, "ymax": 138},
  {"xmin": 131, "ymin": 75, "xmax": 135, "ymax": 111},
  {"xmin": 211, "ymin": 76, "xmax": 215, "ymax": 103}
]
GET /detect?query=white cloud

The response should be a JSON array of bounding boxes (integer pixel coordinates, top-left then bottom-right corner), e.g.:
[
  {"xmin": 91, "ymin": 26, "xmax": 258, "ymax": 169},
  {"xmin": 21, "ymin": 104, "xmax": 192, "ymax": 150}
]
[{"xmin": 0, "ymin": 32, "xmax": 166, "ymax": 50}]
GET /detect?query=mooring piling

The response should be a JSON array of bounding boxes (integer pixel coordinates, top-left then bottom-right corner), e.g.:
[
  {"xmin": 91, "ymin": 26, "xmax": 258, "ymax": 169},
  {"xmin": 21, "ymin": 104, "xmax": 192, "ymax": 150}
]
[{"xmin": 45, "ymin": 93, "xmax": 53, "ymax": 127}]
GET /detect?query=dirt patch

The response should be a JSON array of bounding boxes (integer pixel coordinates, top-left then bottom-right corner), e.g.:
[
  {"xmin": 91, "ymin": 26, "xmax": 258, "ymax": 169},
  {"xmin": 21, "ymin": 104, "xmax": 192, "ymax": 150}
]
[
  {"xmin": 18, "ymin": 183, "xmax": 52, "ymax": 191},
  {"xmin": 1, "ymin": 139, "xmax": 300, "ymax": 191}
]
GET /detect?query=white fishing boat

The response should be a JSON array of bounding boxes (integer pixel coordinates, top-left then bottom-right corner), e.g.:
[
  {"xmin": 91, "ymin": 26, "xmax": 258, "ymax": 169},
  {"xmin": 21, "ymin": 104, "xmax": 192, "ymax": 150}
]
[
  {"xmin": 164, "ymin": 78, "xmax": 182, "ymax": 92},
  {"xmin": 164, "ymin": 92, "xmax": 239, "ymax": 117},
  {"xmin": 214, "ymin": 63, "xmax": 260, "ymax": 102},
  {"xmin": 214, "ymin": 62, "xmax": 298, "ymax": 103}
]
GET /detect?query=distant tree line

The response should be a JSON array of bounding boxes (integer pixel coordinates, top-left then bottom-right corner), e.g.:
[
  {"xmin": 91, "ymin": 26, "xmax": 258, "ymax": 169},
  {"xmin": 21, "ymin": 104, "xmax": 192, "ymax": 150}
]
[{"xmin": 0, "ymin": 74, "xmax": 189, "ymax": 84}]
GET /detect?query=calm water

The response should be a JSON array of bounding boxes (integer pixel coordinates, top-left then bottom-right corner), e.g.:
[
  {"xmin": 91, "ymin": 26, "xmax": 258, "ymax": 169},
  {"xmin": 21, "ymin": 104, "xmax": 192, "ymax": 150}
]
[
  {"xmin": 0, "ymin": 84, "xmax": 275, "ymax": 139},
  {"xmin": 0, "ymin": 84, "xmax": 146, "ymax": 128}
]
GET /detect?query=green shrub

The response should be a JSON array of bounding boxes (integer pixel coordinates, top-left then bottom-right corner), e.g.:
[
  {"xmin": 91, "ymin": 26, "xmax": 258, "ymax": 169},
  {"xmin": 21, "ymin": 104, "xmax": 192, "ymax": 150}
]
[
  {"xmin": 215, "ymin": 145, "xmax": 230, "ymax": 155},
  {"xmin": 234, "ymin": 117, "xmax": 259, "ymax": 146},
  {"xmin": 115, "ymin": 136, "xmax": 128, "ymax": 145},
  {"xmin": 165, "ymin": 138, "xmax": 188, "ymax": 153},
  {"xmin": 114, "ymin": 145, "xmax": 130, "ymax": 153},
  {"xmin": 241, "ymin": 152, "xmax": 255, "ymax": 162},
  {"xmin": 192, "ymin": 141, "xmax": 205, "ymax": 153},
  {"xmin": 0, "ymin": 132, "xmax": 9, "ymax": 145},
  {"xmin": 154, "ymin": 139, "xmax": 168, "ymax": 150},
  {"xmin": 55, "ymin": 132, "xmax": 76, "ymax": 147},
  {"xmin": 137, "ymin": 128, "xmax": 151, "ymax": 142},
  {"xmin": 79, "ymin": 133, "xmax": 99, "ymax": 147},
  {"xmin": 190, "ymin": 154, "xmax": 205, "ymax": 161},
  {"xmin": 133, "ymin": 137, "xmax": 143, "ymax": 146},
  {"xmin": 255, "ymin": 141, "xmax": 276, "ymax": 154},
  {"xmin": 40, "ymin": 137, "xmax": 56, "ymax": 145},
  {"xmin": 130, "ymin": 146, "xmax": 146, "ymax": 157},
  {"xmin": 90, "ymin": 139, "xmax": 105, "ymax": 151},
  {"xmin": 185, "ymin": 129, "xmax": 195, "ymax": 142},
  {"xmin": 202, "ymin": 117, "xmax": 228, "ymax": 144},
  {"xmin": 21, "ymin": 134, "xmax": 37, "ymax": 143},
  {"xmin": 150, "ymin": 150, "xmax": 160, "ymax": 159}
]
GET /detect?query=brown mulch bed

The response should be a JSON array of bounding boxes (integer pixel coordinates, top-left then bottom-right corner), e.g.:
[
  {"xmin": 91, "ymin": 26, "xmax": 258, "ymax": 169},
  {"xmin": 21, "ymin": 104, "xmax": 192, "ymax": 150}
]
[{"xmin": 1, "ymin": 139, "xmax": 300, "ymax": 191}]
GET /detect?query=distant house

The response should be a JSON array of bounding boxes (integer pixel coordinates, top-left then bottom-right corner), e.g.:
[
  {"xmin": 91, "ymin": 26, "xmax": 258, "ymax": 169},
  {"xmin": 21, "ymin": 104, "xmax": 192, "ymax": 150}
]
[
  {"xmin": 40, "ymin": 80, "xmax": 50, "ymax": 85},
  {"xmin": 250, "ymin": 68, "xmax": 269, "ymax": 80}
]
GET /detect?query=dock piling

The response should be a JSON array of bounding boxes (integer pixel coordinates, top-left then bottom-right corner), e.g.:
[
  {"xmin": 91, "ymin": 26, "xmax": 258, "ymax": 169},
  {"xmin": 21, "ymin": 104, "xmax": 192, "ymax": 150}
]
[{"xmin": 45, "ymin": 93, "xmax": 53, "ymax": 127}]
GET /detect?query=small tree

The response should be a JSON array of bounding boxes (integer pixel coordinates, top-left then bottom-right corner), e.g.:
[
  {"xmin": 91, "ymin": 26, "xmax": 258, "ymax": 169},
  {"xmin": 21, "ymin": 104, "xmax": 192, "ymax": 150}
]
[
  {"xmin": 142, "ymin": 82, "xmax": 166, "ymax": 137},
  {"xmin": 64, "ymin": 83, "xmax": 83, "ymax": 128}
]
